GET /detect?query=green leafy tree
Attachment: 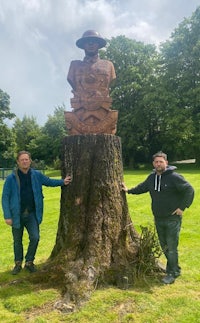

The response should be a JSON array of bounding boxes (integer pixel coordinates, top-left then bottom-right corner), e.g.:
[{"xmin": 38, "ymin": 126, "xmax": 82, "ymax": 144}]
[
  {"xmin": 0, "ymin": 89, "xmax": 16, "ymax": 167},
  {"xmin": 0, "ymin": 125, "xmax": 17, "ymax": 167},
  {"xmin": 102, "ymin": 36, "xmax": 164, "ymax": 166},
  {"xmin": 13, "ymin": 115, "xmax": 42, "ymax": 153},
  {"xmin": 28, "ymin": 106, "xmax": 67, "ymax": 167},
  {"xmin": 159, "ymin": 6, "xmax": 200, "ymax": 162},
  {"xmin": 42, "ymin": 105, "xmax": 66, "ymax": 166},
  {"xmin": 102, "ymin": 13, "xmax": 200, "ymax": 165},
  {"xmin": 0, "ymin": 89, "xmax": 15, "ymax": 122}
]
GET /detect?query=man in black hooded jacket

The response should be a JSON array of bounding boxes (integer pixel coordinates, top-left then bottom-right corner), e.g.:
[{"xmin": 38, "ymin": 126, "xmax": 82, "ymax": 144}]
[{"xmin": 122, "ymin": 151, "xmax": 194, "ymax": 284}]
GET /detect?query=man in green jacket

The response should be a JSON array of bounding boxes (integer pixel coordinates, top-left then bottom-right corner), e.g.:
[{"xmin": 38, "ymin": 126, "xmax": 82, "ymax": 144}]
[
  {"xmin": 2, "ymin": 151, "xmax": 71, "ymax": 275},
  {"xmin": 122, "ymin": 151, "xmax": 194, "ymax": 284}
]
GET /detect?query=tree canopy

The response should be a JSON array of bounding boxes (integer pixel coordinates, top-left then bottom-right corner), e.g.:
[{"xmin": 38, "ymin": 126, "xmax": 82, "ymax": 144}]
[
  {"xmin": 0, "ymin": 89, "xmax": 15, "ymax": 123},
  {"xmin": 102, "ymin": 6, "xmax": 200, "ymax": 165},
  {"xmin": 159, "ymin": 6, "xmax": 200, "ymax": 163},
  {"xmin": 0, "ymin": 90, "xmax": 16, "ymax": 167}
]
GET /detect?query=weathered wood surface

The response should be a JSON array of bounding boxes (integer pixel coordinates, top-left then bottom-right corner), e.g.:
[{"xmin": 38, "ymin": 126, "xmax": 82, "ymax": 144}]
[
  {"xmin": 65, "ymin": 37, "xmax": 118, "ymax": 135},
  {"xmin": 49, "ymin": 134, "xmax": 139, "ymax": 309}
]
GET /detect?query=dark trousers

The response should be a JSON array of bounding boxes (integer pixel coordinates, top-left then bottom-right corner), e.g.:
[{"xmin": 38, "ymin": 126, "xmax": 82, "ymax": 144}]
[
  {"xmin": 12, "ymin": 212, "xmax": 40, "ymax": 263},
  {"xmin": 155, "ymin": 216, "xmax": 182, "ymax": 276}
]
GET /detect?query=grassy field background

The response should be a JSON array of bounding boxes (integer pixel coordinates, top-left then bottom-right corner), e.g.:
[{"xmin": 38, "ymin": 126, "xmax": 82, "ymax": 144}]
[{"xmin": 0, "ymin": 167, "xmax": 199, "ymax": 322}]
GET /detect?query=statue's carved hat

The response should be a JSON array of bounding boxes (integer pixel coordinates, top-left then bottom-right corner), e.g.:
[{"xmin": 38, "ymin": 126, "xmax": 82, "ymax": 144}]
[{"xmin": 76, "ymin": 30, "xmax": 107, "ymax": 49}]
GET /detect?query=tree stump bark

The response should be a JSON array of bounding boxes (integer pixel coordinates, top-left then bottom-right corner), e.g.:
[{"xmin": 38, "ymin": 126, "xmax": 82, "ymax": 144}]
[{"xmin": 48, "ymin": 134, "xmax": 140, "ymax": 309}]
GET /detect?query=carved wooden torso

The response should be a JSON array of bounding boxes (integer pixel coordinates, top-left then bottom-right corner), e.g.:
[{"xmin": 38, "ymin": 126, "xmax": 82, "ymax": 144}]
[{"xmin": 65, "ymin": 56, "xmax": 118, "ymax": 134}]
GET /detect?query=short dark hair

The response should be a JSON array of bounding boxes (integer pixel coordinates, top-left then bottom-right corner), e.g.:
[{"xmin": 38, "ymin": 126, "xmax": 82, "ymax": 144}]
[
  {"xmin": 152, "ymin": 151, "xmax": 167, "ymax": 161},
  {"xmin": 17, "ymin": 151, "xmax": 32, "ymax": 160}
]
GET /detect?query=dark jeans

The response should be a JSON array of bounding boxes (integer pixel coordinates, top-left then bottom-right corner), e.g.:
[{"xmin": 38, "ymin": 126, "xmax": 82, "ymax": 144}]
[
  {"xmin": 12, "ymin": 212, "xmax": 40, "ymax": 263},
  {"xmin": 155, "ymin": 216, "xmax": 182, "ymax": 276}
]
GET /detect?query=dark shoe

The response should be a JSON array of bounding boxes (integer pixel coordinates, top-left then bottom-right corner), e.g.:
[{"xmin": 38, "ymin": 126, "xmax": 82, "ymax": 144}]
[
  {"xmin": 24, "ymin": 261, "xmax": 37, "ymax": 273},
  {"xmin": 162, "ymin": 274, "xmax": 175, "ymax": 284},
  {"xmin": 12, "ymin": 262, "xmax": 22, "ymax": 275},
  {"xmin": 174, "ymin": 271, "xmax": 181, "ymax": 278}
]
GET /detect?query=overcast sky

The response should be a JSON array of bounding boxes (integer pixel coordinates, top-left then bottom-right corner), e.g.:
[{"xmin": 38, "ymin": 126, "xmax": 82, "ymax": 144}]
[{"xmin": 0, "ymin": 0, "xmax": 199, "ymax": 125}]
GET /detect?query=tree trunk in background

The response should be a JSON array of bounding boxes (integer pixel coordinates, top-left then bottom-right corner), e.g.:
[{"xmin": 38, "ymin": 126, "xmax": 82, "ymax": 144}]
[{"xmin": 49, "ymin": 134, "xmax": 140, "ymax": 309}]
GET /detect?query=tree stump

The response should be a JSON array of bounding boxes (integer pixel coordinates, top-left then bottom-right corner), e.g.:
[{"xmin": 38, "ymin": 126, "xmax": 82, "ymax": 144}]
[{"xmin": 48, "ymin": 134, "xmax": 139, "ymax": 309}]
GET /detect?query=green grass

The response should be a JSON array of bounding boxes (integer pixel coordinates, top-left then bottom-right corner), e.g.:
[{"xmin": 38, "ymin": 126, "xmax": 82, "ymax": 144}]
[{"xmin": 0, "ymin": 168, "xmax": 199, "ymax": 322}]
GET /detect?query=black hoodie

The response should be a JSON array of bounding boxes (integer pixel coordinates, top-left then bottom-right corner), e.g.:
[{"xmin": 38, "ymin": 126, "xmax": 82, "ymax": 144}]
[{"xmin": 128, "ymin": 166, "xmax": 194, "ymax": 219}]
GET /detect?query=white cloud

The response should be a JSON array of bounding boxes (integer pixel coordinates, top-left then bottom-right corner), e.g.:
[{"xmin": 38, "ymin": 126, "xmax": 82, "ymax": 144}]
[{"xmin": 0, "ymin": 0, "xmax": 199, "ymax": 125}]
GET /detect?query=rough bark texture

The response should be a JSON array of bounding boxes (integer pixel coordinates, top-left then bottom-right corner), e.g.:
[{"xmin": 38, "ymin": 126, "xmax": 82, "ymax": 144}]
[{"xmin": 48, "ymin": 134, "xmax": 140, "ymax": 309}]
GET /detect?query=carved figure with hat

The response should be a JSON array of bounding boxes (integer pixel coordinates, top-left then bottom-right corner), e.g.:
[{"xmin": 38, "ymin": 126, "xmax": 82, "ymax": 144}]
[{"xmin": 65, "ymin": 29, "xmax": 118, "ymax": 135}]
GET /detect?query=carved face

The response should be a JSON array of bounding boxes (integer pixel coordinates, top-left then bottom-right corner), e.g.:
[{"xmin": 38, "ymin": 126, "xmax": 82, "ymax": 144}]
[{"xmin": 83, "ymin": 39, "xmax": 99, "ymax": 56}]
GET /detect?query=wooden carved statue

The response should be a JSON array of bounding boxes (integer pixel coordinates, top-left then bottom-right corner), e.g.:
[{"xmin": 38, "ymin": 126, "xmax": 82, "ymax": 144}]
[
  {"xmin": 43, "ymin": 30, "xmax": 159, "ymax": 311},
  {"xmin": 65, "ymin": 30, "xmax": 118, "ymax": 134}
]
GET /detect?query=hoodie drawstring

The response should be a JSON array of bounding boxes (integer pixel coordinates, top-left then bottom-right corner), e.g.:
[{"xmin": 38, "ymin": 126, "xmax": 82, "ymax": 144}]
[{"xmin": 154, "ymin": 174, "xmax": 161, "ymax": 192}]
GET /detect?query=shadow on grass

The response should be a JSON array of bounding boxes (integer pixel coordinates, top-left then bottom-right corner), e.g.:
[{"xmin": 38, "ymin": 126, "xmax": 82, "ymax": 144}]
[{"xmin": 0, "ymin": 260, "xmax": 165, "ymax": 300}]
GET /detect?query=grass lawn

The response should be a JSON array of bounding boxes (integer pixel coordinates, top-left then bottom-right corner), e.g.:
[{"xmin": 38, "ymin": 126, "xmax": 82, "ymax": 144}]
[{"xmin": 0, "ymin": 168, "xmax": 199, "ymax": 322}]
